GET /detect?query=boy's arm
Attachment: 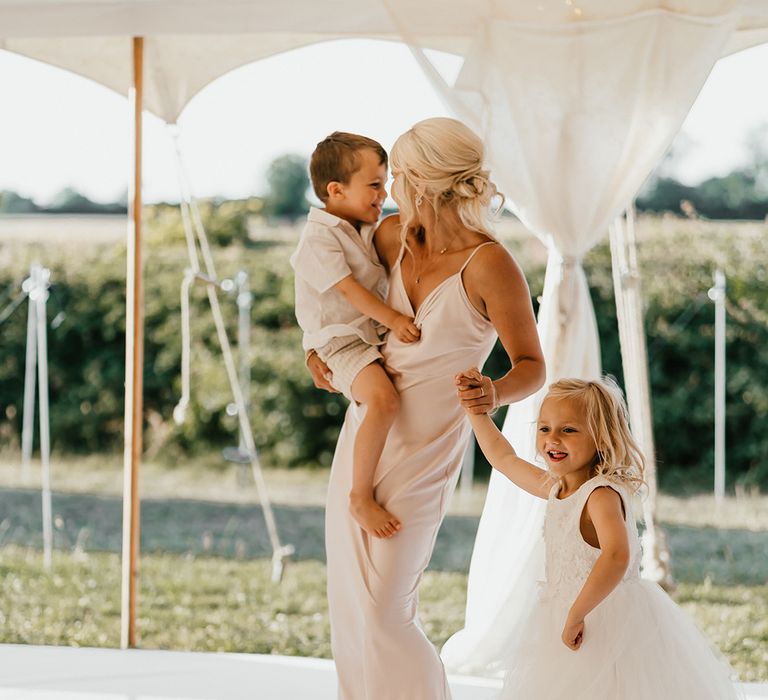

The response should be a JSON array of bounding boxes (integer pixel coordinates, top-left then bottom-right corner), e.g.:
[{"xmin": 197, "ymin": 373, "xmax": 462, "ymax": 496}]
[
  {"xmin": 468, "ymin": 411, "xmax": 550, "ymax": 499},
  {"xmin": 561, "ymin": 487, "xmax": 630, "ymax": 650},
  {"xmin": 334, "ymin": 275, "xmax": 420, "ymax": 343}
]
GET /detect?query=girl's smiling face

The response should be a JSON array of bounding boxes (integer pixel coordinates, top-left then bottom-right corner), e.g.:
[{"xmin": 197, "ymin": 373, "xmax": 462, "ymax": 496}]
[{"xmin": 536, "ymin": 396, "xmax": 598, "ymax": 480}]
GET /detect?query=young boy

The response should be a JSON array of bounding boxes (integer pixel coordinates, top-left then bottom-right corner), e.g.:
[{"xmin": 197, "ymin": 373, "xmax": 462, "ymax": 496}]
[{"xmin": 290, "ymin": 132, "xmax": 420, "ymax": 538}]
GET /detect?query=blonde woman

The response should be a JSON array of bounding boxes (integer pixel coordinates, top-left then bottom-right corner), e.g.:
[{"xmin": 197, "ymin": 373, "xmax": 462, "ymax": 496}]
[
  {"xmin": 459, "ymin": 373, "xmax": 739, "ymax": 700},
  {"xmin": 308, "ymin": 117, "xmax": 545, "ymax": 698}
]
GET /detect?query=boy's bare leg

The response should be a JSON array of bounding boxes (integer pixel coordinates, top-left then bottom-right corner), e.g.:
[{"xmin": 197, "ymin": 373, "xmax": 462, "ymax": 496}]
[{"xmin": 349, "ymin": 361, "xmax": 402, "ymax": 538}]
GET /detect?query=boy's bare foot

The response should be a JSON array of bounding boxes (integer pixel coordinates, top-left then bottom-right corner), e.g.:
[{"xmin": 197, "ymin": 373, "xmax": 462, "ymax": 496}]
[{"xmin": 349, "ymin": 492, "xmax": 402, "ymax": 538}]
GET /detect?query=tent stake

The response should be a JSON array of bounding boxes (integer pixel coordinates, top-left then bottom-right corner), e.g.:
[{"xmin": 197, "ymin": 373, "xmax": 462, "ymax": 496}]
[{"xmin": 121, "ymin": 35, "xmax": 144, "ymax": 650}]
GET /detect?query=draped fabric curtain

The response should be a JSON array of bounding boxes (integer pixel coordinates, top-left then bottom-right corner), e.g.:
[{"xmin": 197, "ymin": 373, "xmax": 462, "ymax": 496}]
[{"xmin": 397, "ymin": 8, "xmax": 737, "ymax": 675}]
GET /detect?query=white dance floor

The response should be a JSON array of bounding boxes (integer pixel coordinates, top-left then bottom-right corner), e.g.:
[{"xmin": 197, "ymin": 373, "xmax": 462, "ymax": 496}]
[{"xmin": 0, "ymin": 645, "xmax": 764, "ymax": 699}]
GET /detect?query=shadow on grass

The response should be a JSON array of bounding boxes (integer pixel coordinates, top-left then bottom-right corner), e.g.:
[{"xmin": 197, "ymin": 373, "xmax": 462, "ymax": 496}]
[{"xmin": 0, "ymin": 489, "xmax": 765, "ymax": 583}]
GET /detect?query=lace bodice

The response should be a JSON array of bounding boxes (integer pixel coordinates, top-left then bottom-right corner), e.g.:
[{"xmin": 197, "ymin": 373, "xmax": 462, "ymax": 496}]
[{"xmin": 541, "ymin": 476, "xmax": 642, "ymax": 600}]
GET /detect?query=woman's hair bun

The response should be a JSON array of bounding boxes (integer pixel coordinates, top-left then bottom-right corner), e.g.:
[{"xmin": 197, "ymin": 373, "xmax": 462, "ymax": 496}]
[
  {"xmin": 390, "ymin": 117, "xmax": 504, "ymax": 236},
  {"xmin": 450, "ymin": 169, "xmax": 494, "ymax": 201}
]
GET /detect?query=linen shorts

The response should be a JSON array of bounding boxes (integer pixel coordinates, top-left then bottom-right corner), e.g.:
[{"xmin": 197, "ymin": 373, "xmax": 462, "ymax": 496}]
[{"xmin": 316, "ymin": 334, "xmax": 383, "ymax": 401}]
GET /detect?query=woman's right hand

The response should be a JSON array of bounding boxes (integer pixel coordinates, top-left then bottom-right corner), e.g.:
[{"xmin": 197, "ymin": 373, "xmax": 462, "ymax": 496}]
[
  {"xmin": 307, "ymin": 352, "xmax": 338, "ymax": 393},
  {"xmin": 391, "ymin": 314, "xmax": 421, "ymax": 343}
]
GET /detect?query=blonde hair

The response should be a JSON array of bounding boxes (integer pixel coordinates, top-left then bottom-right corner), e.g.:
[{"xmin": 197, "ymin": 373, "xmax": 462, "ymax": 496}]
[
  {"xmin": 390, "ymin": 118, "xmax": 503, "ymax": 244},
  {"xmin": 544, "ymin": 377, "xmax": 646, "ymax": 493}
]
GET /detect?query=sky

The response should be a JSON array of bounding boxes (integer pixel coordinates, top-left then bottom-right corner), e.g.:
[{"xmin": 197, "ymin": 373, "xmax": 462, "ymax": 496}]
[{"xmin": 0, "ymin": 39, "xmax": 766, "ymax": 206}]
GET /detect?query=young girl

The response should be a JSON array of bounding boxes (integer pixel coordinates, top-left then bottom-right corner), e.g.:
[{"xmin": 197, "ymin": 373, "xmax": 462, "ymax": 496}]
[{"xmin": 457, "ymin": 370, "xmax": 740, "ymax": 699}]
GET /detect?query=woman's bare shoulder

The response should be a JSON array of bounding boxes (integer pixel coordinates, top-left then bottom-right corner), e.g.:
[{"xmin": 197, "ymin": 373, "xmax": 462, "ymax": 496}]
[
  {"xmin": 469, "ymin": 239, "xmax": 525, "ymax": 281},
  {"xmin": 376, "ymin": 214, "xmax": 401, "ymax": 240},
  {"xmin": 374, "ymin": 214, "xmax": 403, "ymax": 269},
  {"xmin": 462, "ymin": 239, "xmax": 532, "ymax": 312}
]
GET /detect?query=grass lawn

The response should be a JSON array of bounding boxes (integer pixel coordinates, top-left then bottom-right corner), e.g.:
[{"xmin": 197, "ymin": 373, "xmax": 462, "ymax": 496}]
[
  {"xmin": 0, "ymin": 452, "xmax": 766, "ymax": 681},
  {"xmin": 0, "ymin": 546, "xmax": 765, "ymax": 682}
]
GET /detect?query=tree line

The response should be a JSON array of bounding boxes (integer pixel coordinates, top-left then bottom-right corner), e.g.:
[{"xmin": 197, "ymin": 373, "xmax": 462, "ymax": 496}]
[
  {"xmin": 0, "ymin": 154, "xmax": 312, "ymax": 219},
  {"xmin": 2, "ymin": 138, "xmax": 767, "ymax": 220}
]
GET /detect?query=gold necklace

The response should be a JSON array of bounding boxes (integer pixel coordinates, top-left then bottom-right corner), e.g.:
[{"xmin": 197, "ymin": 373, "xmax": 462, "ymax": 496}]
[{"xmin": 413, "ymin": 228, "xmax": 460, "ymax": 284}]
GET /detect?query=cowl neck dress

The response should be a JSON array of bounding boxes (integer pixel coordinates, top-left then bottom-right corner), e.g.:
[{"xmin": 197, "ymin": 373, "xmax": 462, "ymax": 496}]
[{"xmin": 326, "ymin": 241, "xmax": 498, "ymax": 699}]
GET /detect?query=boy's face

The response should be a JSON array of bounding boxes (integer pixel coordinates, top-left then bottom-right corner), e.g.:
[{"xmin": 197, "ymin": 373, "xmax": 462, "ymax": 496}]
[
  {"xmin": 536, "ymin": 396, "xmax": 598, "ymax": 480},
  {"xmin": 326, "ymin": 148, "xmax": 387, "ymax": 229}
]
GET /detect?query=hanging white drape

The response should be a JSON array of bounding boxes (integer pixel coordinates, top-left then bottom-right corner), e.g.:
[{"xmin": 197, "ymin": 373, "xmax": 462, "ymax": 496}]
[{"xmin": 397, "ymin": 9, "xmax": 737, "ymax": 675}]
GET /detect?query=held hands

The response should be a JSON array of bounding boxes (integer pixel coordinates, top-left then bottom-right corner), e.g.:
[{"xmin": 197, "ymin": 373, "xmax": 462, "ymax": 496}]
[
  {"xmin": 455, "ymin": 367, "xmax": 499, "ymax": 415},
  {"xmin": 391, "ymin": 314, "xmax": 421, "ymax": 343},
  {"xmin": 562, "ymin": 613, "xmax": 585, "ymax": 651}
]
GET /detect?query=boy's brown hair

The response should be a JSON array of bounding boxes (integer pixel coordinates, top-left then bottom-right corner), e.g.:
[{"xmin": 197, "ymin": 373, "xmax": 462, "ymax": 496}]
[{"xmin": 310, "ymin": 132, "xmax": 388, "ymax": 202}]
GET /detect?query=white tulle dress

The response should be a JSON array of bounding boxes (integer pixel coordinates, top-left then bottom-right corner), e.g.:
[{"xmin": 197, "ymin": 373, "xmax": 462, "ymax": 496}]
[{"xmin": 500, "ymin": 475, "xmax": 741, "ymax": 700}]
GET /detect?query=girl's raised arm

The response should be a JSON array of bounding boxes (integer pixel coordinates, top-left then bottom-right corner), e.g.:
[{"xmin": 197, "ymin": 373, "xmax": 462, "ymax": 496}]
[
  {"xmin": 469, "ymin": 413, "xmax": 550, "ymax": 499},
  {"xmin": 459, "ymin": 369, "xmax": 551, "ymax": 499}
]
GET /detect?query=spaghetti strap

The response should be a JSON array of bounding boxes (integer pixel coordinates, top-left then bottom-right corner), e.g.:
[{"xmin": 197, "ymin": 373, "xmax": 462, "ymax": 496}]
[{"xmin": 459, "ymin": 240, "xmax": 497, "ymax": 274}]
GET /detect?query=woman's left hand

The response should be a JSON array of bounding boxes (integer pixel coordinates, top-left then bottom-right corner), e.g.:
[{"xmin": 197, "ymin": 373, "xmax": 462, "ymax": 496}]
[
  {"xmin": 455, "ymin": 367, "xmax": 498, "ymax": 414},
  {"xmin": 307, "ymin": 351, "xmax": 338, "ymax": 393},
  {"xmin": 561, "ymin": 615, "xmax": 584, "ymax": 651}
]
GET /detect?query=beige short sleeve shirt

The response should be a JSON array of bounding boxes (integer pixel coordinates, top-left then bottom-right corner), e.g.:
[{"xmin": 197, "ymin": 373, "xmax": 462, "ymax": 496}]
[{"xmin": 290, "ymin": 207, "xmax": 388, "ymax": 351}]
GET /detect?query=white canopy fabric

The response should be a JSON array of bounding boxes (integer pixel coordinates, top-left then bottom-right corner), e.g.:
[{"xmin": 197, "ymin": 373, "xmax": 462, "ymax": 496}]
[
  {"xmin": 2, "ymin": 0, "xmax": 767, "ymax": 674},
  {"xmin": 1, "ymin": 1, "xmax": 767, "ymax": 123}
]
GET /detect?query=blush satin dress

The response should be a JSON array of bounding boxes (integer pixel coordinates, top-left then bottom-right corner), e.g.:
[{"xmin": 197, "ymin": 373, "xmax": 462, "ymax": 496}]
[{"xmin": 326, "ymin": 242, "xmax": 498, "ymax": 699}]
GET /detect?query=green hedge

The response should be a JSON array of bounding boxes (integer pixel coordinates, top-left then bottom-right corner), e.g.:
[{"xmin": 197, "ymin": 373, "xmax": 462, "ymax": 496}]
[
  {"xmin": 0, "ymin": 202, "xmax": 345, "ymax": 469},
  {"xmin": 588, "ymin": 220, "xmax": 768, "ymax": 492},
  {"xmin": 0, "ymin": 208, "xmax": 765, "ymax": 491}
]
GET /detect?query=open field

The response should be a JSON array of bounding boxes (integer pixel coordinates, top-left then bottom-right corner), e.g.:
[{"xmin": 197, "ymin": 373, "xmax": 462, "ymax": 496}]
[
  {"xmin": 0, "ymin": 213, "xmax": 127, "ymax": 244},
  {"xmin": 0, "ymin": 212, "xmax": 534, "ymax": 242},
  {"xmin": 0, "ymin": 546, "xmax": 765, "ymax": 682},
  {"xmin": 2, "ymin": 451, "xmax": 767, "ymax": 526},
  {"xmin": 1, "ymin": 485, "xmax": 767, "ymax": 582},
  {"xmin": 0, "ymin": 451, "xmax": 766, "ymax": 680}
]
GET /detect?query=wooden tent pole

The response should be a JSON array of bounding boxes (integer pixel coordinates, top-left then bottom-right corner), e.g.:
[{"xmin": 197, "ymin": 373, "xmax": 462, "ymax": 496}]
[{"xmin": 121, "ymin": 35, "xmax": 144, "ymax": 650}]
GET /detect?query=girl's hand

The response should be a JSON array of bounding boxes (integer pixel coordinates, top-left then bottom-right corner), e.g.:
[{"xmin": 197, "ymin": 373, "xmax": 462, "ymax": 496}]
[
  {"xmin": 455, "ymin": 367, "xmax": 498, "ymax": 414},
  {"xmin": 391, "ymin": 314, "xmax": 421, "ymax": 343},
  {"xmin": 561, "ymin": 614, "xmax": 584, "ymax": 651},
  {"xmin": 306, "ymin": 352, "xmax": 338, "ymax": 393}
]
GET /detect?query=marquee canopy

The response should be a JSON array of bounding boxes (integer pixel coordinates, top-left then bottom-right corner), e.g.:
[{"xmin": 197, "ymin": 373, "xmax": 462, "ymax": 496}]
[{"xmin": 1, "ymin": 1, "xmax": 767, "ymax": 123}]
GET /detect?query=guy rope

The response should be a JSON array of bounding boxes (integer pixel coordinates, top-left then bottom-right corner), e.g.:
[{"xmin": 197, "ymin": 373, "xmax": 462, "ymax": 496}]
[{"xmin": 170, "ymin": 130, "xmax": 293, "ymax": 581}]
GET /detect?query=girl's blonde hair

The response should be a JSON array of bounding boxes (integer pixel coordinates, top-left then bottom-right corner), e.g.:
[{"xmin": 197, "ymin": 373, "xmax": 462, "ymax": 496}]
[
  {"xmin": 545, "ymin": 377, "xmax": 646, "ymax": 493},
  {"xmin": 390, "ymin": 117, "xmax": 503, "ymax": 245}
]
